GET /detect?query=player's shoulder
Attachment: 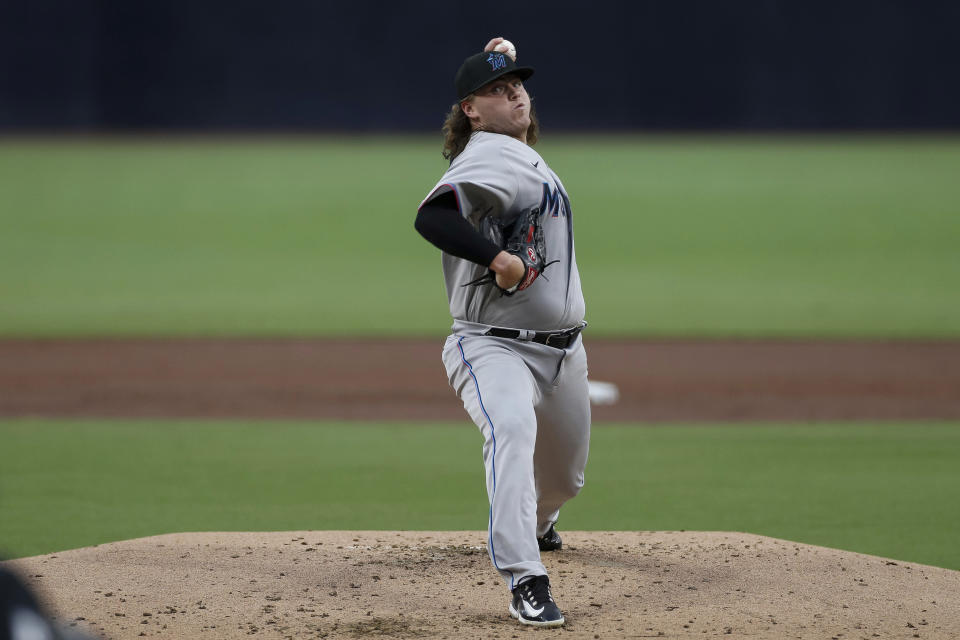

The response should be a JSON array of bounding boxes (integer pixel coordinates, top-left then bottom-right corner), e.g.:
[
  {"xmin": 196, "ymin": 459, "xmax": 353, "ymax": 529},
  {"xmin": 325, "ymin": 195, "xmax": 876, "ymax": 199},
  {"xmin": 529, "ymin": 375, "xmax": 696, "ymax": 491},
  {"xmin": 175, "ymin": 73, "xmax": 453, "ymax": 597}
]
[
  {"xmin": 449, "ymin": 132, "xmax": 515, "ymax": 173},
  {"xmin": 459, "ymin": 131, "xmax": 530, "ymax": 156},
  {"xmin": 458, "ymin": 132, "xmax": 542, "ymax": 170},
  {"xmin": 457, "ymin": 131, "xmax": 507, "ymax": 161}
]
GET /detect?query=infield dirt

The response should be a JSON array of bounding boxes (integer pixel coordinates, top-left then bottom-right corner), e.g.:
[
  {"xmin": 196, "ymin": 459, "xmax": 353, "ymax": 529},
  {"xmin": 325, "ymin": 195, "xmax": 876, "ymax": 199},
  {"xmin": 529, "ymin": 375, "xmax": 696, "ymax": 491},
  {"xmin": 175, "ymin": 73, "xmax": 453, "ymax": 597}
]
[
  {"xmin": 6, "ymin": 530, "xmax": 960, "ymax": 640},
  {"xmin": 3, "ymin": 338, "xmax": 959, "ymax": 421},
  {"xmin": 4, "ymin": 339, "xmax": 960, "ymax": 638}
]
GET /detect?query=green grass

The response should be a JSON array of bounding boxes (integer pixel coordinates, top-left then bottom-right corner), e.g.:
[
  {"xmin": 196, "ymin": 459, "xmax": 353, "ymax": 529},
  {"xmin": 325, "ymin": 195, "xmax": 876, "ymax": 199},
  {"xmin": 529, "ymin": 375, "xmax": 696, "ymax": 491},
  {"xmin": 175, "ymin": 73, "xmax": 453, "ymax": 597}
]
[
  {"xmin": 1, "ymin": 420, "xmax": 958, "ymax": 570},
  {"xmin": 1, "ymin": 135, "xmax": 958, "ymax": 337}
]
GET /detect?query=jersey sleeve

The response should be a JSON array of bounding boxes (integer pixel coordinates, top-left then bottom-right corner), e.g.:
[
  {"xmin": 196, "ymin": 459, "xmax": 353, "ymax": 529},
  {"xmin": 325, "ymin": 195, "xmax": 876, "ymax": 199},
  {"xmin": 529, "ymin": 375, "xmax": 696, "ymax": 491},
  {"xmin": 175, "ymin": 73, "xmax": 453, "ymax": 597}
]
[
  {"xmin": 414, "ymin": 191, "xmax": 502, "ymax": 267},
  {"xmin": 419, "ymin": 141, "xmax": 520, "ymax": 225}
]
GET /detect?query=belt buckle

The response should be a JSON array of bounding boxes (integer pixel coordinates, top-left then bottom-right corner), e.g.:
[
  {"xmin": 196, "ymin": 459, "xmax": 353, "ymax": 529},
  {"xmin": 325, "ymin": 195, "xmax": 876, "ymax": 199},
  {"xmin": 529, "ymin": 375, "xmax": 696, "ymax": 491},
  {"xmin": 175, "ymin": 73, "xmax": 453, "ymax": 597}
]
[{"xmin": 545, "ymin": 333, "xmax": 567, "ymax": 348}]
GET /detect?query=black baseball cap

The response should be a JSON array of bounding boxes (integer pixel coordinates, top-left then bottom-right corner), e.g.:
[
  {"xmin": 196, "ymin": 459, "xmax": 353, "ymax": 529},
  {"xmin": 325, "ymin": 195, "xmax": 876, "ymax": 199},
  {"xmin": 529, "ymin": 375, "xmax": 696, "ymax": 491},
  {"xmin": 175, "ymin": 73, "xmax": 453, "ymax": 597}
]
[{"xmin": 455, "ymin": 50, "xmax": 535, "ymax": 100}]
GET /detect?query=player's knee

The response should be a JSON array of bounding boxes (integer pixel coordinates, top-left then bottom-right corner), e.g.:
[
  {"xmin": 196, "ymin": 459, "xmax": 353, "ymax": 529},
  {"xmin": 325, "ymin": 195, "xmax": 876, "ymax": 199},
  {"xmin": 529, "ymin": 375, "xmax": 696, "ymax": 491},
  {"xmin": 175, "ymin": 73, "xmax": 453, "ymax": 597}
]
[
  {"xmin": 564, "ymin": 471, "xmax": 586, "ymax": 499},
  {"xmin": 563, "ymin": 477, "xmax": 584, "ymax": 501},
  {"xmin": 494, "ymin": 427, "xmax": 537, "ymax": 457},
  {"xmin": 489, "ymin": 412, "xmax": 536, "ymax": 441},
  {"xmin": 541, "ymin": 474, "xmax": 584, "ymax": 505}
]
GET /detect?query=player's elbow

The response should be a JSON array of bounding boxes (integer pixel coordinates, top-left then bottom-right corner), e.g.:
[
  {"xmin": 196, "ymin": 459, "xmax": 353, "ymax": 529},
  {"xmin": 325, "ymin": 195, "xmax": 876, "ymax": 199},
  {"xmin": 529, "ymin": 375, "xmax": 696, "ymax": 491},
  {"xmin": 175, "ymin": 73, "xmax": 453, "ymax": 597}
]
[
  {"xmin": 414, "ymin": 206, "xmax": 442, "ymax": 243},
  {"xmin": 414, "ymin": 208, "xmax": 428, "ymax": 238}
]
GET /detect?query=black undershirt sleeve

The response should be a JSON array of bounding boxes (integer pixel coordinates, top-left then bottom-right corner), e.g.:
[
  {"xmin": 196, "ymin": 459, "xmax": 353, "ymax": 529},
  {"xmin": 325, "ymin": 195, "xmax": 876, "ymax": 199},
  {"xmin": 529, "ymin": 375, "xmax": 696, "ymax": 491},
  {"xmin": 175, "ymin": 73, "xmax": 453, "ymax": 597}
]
[{"xmin": 414, "ymin": 191, "xmax": 502, "ymax": 268}]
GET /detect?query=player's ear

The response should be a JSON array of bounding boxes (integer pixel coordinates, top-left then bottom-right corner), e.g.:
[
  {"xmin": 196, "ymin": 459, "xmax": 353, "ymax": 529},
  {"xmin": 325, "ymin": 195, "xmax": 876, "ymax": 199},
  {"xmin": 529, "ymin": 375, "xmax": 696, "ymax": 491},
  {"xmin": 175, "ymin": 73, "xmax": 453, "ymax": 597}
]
[{"xmin": 461, "ymin": 98, "xmax": 477, "ymax": 119}]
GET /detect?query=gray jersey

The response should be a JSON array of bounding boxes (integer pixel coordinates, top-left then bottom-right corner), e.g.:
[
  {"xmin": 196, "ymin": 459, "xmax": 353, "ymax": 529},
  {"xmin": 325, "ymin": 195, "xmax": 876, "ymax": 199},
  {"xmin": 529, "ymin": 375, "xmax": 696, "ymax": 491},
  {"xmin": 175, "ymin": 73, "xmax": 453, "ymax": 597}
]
[{"xmin": 420, "ymin": 131, "xmax": 585, "ymax": 332}]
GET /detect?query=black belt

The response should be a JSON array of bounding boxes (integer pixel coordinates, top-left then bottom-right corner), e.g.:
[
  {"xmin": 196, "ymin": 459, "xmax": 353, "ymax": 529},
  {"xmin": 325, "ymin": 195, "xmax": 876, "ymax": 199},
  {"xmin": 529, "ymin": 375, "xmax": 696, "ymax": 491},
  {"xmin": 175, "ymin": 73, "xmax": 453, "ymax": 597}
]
[{"xmin": 484, "ymin": 324, "xmax": 584, "ymax": 349}]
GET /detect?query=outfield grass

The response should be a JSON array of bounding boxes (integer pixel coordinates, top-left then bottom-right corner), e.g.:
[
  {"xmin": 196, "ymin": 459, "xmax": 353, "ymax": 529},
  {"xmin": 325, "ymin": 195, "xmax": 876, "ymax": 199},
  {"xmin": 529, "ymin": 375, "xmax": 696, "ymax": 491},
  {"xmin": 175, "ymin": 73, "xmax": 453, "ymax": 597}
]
[
  {"xmin": 1, "ymin": 135, "xmax": 958, "ymax": 337},
  {"xmin": 1, "ymin": 420, "xmax": 957, "ymax": 569}
]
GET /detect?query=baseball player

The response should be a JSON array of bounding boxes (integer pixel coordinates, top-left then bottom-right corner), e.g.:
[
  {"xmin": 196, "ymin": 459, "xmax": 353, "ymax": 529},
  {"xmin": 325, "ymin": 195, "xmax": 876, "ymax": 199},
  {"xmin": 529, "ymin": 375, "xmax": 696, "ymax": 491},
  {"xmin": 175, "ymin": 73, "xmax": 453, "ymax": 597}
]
[{"xmin": 414, "ymin": 38, "xmax": 590, "ymax": 628}]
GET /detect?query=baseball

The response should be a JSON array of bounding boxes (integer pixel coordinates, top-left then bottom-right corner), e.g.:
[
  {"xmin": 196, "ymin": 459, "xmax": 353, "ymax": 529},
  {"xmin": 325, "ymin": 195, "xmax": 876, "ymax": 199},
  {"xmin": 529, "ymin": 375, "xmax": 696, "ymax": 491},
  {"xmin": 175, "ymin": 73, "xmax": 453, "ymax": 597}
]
[
  {"xmin": 495, "ymin": 40, "xmax": 517, "ymax": 60},
  {"xmin": 588, "ymin": 380, "xmax": 621, "ymax": 406}
]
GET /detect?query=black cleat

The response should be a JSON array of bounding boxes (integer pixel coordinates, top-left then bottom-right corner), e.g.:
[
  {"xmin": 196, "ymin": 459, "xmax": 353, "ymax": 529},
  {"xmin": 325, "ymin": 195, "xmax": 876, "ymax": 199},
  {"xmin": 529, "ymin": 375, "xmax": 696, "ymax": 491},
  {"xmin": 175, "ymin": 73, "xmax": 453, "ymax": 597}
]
[
  {"xmin": 509, "ymin": 575, "xmax": 565, "ymax": 627},
  {"xmin": 537, "ymin": 524, "xmax": 563, "ymax": 552}
]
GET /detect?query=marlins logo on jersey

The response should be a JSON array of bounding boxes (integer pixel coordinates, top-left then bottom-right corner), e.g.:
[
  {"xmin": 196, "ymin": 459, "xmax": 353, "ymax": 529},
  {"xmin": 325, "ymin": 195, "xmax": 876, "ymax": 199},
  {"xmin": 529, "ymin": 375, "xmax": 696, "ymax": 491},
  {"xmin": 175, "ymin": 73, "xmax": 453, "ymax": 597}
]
[{"xmin": 540, "ymin": 182, "xmax": 565, "ymax": 217}]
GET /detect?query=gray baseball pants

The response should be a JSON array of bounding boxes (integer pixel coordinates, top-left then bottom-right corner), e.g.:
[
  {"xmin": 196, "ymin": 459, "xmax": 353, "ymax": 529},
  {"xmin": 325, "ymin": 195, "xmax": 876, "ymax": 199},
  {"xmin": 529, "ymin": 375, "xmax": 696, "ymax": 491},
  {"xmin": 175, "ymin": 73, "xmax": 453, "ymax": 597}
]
[{"xmin": 442, "ymin": 324, "xmax": 591, "ymax": 591}]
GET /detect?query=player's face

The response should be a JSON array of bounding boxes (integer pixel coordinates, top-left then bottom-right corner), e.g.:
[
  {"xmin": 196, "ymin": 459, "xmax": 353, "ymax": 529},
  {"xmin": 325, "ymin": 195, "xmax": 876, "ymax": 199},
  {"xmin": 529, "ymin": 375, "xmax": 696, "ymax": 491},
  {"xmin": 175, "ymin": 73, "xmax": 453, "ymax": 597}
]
[{"xmin": 462, "ymin": 74, "xmax": 531, "ymax": 142}]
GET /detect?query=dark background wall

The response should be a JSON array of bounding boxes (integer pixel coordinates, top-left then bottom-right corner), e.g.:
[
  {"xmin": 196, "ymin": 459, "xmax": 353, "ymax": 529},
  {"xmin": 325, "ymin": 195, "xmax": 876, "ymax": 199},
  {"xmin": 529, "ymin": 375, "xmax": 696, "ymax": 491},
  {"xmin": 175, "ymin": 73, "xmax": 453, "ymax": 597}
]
[{"xmin": 2, "ymin": 0, "xmax": 957, "ymax": 131}]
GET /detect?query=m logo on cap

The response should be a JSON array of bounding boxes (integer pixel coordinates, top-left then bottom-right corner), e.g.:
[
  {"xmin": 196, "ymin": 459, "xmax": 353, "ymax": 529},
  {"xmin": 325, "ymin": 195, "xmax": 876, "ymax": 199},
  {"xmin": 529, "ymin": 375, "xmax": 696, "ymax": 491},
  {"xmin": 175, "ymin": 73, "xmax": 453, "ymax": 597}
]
[{"xmin": 487, "ymin": 52, "xmax": 506, "ymax": 71}]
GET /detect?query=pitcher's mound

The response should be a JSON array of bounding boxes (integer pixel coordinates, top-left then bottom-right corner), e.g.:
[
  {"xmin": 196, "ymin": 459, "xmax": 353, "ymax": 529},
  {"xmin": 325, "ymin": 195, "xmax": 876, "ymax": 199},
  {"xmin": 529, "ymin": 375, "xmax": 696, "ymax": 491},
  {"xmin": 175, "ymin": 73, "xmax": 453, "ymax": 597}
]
[{"xmin": 5, "ymin": 531, "xmax": 959, "ymax": 639}]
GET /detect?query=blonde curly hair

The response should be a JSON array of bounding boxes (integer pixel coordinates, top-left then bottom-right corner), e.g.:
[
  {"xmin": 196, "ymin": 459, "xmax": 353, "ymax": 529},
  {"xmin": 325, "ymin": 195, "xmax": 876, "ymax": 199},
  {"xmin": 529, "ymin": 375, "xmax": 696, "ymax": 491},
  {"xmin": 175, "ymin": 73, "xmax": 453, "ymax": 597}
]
[{"xmin": 441, "ymin": 97, "xmax": 539, "ymax": 162}]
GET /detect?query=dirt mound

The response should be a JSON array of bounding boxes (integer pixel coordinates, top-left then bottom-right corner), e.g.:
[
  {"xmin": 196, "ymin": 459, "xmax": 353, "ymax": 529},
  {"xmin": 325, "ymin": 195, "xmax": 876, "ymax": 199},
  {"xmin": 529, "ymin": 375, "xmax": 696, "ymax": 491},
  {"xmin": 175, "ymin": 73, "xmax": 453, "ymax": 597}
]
[
  {"xmin": 3, "ymin": 338, "xmax": 960, "ymax": 422},
  {"xmin": 5, "ymin": 531, "xmax": 959, "ymax": 639}
]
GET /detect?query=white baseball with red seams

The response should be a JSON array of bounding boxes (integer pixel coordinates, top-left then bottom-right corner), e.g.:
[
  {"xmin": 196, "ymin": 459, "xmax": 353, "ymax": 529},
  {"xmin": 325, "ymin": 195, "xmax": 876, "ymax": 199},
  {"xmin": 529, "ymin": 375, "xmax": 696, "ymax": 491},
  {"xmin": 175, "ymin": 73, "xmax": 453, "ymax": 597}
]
[{"xmin": 494, "ymin": 40, "xmax": 517, "ymax": 60}]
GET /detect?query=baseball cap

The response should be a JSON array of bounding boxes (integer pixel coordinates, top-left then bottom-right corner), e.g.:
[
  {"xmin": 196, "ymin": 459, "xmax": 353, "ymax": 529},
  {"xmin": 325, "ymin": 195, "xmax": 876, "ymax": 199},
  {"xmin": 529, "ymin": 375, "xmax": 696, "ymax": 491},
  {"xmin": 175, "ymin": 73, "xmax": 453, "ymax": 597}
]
[{"xmin": 455, "ymin": 50, "xmax": 535, "ymax": 100}]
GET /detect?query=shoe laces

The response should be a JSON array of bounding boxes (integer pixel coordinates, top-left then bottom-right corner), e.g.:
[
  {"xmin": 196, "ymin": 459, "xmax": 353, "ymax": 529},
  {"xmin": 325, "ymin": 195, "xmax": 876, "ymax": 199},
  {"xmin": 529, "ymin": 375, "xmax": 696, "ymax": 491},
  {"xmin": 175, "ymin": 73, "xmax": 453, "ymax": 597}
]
[{"xmin": 520, "ymin": 575, "xmax": 554, "ymax": 606}]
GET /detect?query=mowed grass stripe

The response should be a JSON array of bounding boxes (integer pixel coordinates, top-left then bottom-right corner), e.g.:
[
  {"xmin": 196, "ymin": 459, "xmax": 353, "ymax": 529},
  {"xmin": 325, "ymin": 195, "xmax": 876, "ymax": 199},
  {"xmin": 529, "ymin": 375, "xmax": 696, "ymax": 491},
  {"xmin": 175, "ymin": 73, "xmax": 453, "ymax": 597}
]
[
  {"xmin": 1, "ymin": 136, "xmax": 958, "ymax": 336},
  {"xmin": 1, "ymin": 420, "xmax": 957, "ymax": 570}
]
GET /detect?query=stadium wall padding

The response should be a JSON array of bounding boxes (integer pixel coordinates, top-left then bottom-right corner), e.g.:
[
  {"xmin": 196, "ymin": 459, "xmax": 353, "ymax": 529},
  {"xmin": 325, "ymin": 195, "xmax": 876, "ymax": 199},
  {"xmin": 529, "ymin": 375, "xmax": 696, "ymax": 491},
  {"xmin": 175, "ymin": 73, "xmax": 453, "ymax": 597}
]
[{"xmin": 1, "ymin": 0, "xmax": 957, "ymax": 130}]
